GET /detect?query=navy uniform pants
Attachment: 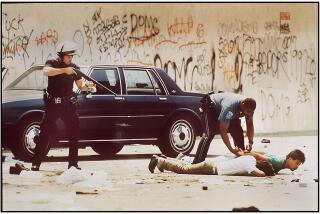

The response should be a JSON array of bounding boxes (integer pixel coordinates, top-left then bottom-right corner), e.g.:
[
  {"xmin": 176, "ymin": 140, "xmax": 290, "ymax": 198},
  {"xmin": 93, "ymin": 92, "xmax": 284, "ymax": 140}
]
[
  {"xmin": 32, "ymin": 100, "xmax": 79, "ymax": 167},
  {"xmin": 192, "ymin": 107, "xmax": 244, "ymax": 164}
]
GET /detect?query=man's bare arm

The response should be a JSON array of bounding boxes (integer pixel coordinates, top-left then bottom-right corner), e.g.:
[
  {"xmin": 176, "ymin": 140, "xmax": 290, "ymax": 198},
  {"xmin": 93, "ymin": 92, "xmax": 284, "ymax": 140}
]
[
  {"xmin": 250, "ymin": 169, "xmax": 266, "ymax": 177},
  {"xmin": 246, "ymin": 117, "xmax": 254, "ymax": 143},
  {"xmin": 219, "ymin": 122, "xmax": 238, "ymax": 155},
  {"xmin": 243, "ymin": 151, "xmax": 267, "ymax": 161},
  {"xmin": 43, "ymin": 66, "xmax": 76, "ymax": 77}
]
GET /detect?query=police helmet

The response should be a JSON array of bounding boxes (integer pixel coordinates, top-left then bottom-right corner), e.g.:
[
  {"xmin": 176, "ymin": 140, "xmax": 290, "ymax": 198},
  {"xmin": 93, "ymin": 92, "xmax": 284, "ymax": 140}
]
[{"xmin": 57, "ymin": 41, "xmax": 78, "ymax": 57}]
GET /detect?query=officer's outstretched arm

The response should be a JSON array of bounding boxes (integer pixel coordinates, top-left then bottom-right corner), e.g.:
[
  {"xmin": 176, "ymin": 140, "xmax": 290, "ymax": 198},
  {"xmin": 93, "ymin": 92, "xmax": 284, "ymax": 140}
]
[
  {"xmin": 43, "ymin": 66, "xmax": 76, "ymax": 76},
  {"xmin": 245, "ymin": 117, "xmax": 254, "ymax": 147},
  {"xmin": 219, "ymin": 122, "xmax": 238, "ymax": 155}
]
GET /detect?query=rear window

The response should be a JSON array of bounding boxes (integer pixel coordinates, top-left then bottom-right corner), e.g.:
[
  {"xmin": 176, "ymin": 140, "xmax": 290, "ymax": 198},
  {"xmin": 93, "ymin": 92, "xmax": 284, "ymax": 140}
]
[{"xmin": 123, "ymin": 69, "xmax": 156, "ymax": 95}]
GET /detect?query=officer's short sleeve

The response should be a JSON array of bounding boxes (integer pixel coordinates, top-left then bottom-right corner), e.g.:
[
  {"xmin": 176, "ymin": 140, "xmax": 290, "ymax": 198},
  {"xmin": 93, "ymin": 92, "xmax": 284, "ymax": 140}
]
[
  {"xmin": 73, "ymin": 65, "xmax": 81, "ymax": 81},
  {"xmin": 218, "ymin": 107, "xmax": 233, "ymax": 126},
  {"xmin": 44, "ymin": 59, "xmax": 54, "ymax": 68}
]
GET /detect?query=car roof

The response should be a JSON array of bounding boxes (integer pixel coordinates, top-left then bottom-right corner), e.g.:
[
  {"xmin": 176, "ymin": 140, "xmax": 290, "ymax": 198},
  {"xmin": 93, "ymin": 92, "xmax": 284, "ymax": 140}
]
[{"xmin": 35, "ymin": 64, "xmax": 156, "ymax": 69}]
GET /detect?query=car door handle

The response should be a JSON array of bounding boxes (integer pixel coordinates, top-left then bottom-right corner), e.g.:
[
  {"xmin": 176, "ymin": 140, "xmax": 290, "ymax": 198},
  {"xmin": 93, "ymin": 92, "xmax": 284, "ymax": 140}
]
[
  {"xmin": 114, "ymin": 96, "xmax": 125, "ymax": 101},
  {"xmin": 159, "ymin": 97, "xmax": 167, "ymax": 101}
]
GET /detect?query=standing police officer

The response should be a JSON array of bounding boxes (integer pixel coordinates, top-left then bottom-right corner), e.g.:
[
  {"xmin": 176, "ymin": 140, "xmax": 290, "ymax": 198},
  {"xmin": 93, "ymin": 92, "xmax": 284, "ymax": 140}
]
[{"xmin": 31, "ymin": 41, "xmax": 95, "ymax": 171}]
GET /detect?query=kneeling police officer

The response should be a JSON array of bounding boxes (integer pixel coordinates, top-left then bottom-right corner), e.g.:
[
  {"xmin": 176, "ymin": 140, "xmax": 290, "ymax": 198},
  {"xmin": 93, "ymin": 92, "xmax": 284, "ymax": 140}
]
[{"xmin": 31, "ymin": 41, "xmax": 96, "ymax": 171}]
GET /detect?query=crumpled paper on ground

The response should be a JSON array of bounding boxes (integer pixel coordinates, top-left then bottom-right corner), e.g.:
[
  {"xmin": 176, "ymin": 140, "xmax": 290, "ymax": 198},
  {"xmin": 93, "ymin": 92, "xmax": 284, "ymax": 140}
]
[{"xmin": 56, "ymin": 167, "xmax": 113, "ymax": 191}]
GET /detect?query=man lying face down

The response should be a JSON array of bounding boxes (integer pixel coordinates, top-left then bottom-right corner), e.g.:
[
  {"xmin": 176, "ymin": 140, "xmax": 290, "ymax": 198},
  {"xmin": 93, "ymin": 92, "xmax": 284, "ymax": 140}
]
[
  {"xmin": 148, "ymin": 155, "xmax": 275, "ymax": 177},
  {"xmin": 241, "ymin": 149, "xmax": 305, "ymax": 173}
]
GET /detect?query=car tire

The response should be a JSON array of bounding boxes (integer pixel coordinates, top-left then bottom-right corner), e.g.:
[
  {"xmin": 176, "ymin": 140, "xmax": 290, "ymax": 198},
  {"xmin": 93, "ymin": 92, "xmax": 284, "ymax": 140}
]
[
  {"xmin": 11, "ymin": 116, "xmax": 51, "ymax": 162},
  {"xmin": 91, "ymin": 144, "xmax": 123, "ymax": 157},
  {"xmin": 160, "ymin": 116, "xmax": 196, "ymax": 157}
]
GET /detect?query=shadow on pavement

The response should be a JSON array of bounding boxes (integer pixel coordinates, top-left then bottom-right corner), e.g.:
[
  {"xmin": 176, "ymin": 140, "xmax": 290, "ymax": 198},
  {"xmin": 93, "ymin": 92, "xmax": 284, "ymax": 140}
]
[{"xmin": 40, "ymin": 154, "xmax": 220, "ymax": 162}]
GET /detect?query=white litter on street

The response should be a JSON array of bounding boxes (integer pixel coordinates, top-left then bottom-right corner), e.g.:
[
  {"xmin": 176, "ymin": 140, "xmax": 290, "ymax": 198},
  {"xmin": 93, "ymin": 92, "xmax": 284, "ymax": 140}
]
[
  {"xmin": 56, "ymin": 167, "xmax": 86, "ymax": 185},
  {"xmin": 56, "ymin": 167, "xmax": 113, "ymax": 191}
]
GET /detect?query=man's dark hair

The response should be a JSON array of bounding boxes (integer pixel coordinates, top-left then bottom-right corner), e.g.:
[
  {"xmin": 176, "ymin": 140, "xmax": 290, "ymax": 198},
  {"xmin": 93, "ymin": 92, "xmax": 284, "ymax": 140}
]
[
  {"xmin": 286, "ymin": 149, "xmax": 305, "ymax": 163},
  {"xmin": 256, "ymin": 161, "xmax": 275, "ymax": 176},
  {"xmin": 243, "ymin": 98, "xmax": 256, "ymax": 110}
]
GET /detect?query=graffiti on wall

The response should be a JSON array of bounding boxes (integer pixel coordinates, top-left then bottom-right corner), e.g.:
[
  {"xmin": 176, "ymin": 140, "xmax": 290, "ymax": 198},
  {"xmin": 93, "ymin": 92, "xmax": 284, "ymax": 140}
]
[
  {"xmin": 2, "ymin": 13, "xmax": 33, "ymax": 60},
  {"xmin": 1, "ymin": 6, "xmax": 317, "ymax": 131}
]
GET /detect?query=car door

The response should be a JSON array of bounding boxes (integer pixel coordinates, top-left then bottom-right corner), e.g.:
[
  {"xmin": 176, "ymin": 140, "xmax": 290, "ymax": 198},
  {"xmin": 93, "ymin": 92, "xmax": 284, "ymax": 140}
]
[
  {"xmin": 119, "ymin": 67, "xmax": 174, "ymax": 139},
  {"xmin": 77, "ymin": 66, "xmax": 126, "ymax": 141}
]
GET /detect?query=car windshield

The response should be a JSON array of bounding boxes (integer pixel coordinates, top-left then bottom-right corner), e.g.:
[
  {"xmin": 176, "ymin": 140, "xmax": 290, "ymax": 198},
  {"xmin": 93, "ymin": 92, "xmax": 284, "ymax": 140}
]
[
  {"xmin": 7, "ymin": 66, "xmax": 89, "ymax": 90},
  {"xmin": 8, "ymin": 67, "xmax": 48, "ymax": 90}
]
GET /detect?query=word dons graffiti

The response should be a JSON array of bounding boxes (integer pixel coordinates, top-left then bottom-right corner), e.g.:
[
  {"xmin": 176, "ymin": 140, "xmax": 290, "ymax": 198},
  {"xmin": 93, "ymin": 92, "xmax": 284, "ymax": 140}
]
[
  {"xmin": 82, "ymin": 8, "xmax": 161, "ymax": 53},
  {"xmin": 129, "ymin": 14, "xmax": 160, "ymax": 46},
  {"xmin": 35, "ymin": 29, "xmax": 59, "ymax": 46},
  {"xmin": 261, "ymin": 90, "xmax": 291, "ymax": 121},
  {"xmin": 2, "ymin": 13, "xmax": 33, "ymax": 60}
]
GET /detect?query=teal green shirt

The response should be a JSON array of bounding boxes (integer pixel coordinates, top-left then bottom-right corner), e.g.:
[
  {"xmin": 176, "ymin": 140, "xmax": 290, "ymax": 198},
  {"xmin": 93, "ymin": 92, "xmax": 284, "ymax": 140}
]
[{"xmin": 266, "ymin": 155, "xmax": 286, "ymax": 173}]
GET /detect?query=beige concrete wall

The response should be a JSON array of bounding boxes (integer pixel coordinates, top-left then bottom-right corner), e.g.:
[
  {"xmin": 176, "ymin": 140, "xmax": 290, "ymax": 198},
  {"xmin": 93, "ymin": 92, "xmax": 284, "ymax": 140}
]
[{"xmin": 2, "ymin": 3, "xmax": 318, "ymax": 133}]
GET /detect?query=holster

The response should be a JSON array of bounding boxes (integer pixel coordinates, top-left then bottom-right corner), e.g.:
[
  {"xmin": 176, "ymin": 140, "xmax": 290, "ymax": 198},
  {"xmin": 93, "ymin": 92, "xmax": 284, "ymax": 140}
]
[
  {"xmin": 43, "ymin": 89, "xmax": 50, "ymax": 107},
  {"xmin": 70, "ymin": 96, "xmax": 80, "ymax": 107}
]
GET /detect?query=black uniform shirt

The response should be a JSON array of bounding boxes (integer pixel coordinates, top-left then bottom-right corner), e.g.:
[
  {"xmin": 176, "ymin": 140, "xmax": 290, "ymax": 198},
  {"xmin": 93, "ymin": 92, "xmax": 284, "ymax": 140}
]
[{"xmin": 45, "ymin": 58, "xmax": 81, "ymax": 97}]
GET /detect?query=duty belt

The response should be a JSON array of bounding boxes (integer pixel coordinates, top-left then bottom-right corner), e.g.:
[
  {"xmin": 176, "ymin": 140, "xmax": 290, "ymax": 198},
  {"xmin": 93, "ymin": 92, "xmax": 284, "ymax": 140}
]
[{"xmin": 47, "ymin": 94, "xmax": 73, "ymax": 104}]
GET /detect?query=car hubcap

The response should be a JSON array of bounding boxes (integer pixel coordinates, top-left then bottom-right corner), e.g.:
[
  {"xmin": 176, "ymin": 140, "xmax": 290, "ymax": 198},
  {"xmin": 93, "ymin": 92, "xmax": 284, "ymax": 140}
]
[
  {"xmin": 170, "ymin": 120, "xmax": 193, "ymax": 152},
  {"xmin": 24, "ymin": 124, "xmax": 40, "ymax": 154}
]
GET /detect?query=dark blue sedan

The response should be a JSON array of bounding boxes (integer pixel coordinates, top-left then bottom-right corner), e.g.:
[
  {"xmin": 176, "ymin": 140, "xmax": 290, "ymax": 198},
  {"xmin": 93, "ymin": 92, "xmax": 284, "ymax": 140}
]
[{"xmin": 2, "ymin": 65, "xmax": 205, "ymax": 161}]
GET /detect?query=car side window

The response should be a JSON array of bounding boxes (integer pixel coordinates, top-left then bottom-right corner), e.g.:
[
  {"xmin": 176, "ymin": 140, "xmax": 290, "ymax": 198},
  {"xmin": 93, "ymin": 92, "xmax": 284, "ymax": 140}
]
[
  {"xmin": 90, "ymin": 68, "xmax": 120, "ymax": 95},
  {"xmin": 123, "ymin": 69, "xmax": 155, "ymax": 95},
  {"xmin": 148, "ymin": 70, "xmax": 166, "ymax": 95}
]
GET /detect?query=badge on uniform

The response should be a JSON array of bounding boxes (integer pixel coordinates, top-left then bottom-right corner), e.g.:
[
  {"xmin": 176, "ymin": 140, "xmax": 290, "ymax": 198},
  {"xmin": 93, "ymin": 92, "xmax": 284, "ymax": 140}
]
[
  {"xmin": 54, "ymin": 97, "xmax": 61, "ymax": 104},
  {"xmin": 226, "ymin": 111, "xmax": 233, "ymax": 120}
]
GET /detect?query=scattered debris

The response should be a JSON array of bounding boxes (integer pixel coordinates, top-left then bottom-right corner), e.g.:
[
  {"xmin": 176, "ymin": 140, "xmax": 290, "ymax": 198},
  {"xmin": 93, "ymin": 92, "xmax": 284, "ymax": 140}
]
[
  {"xmin": 224, "ymin": 179, "xmax": 236, "ymax": 182},
  {"xmin": 9, "ymin": 162, "xmax": 30, "ymax": 175},
  {"xmin": 232, "ymin": 206, "xmax": 260, "ymax": 211},
  {"xmin": 314, "ymin": 179, "xmax": 318, "ymax": 182},
  {"xmin": 2, "ymin": 156, "xmax": 6, "ymax": 162},
  {"xmin": 136, "ymin": 181, "xmax": 145, "ymax": 184},
  {"xmin": 202, "ymin": 186, "xmax": 208, "ymax": 190},
  {"xmin": 261, "ymin": 138, "xmax": 270, "ymax": 143},
  {"xmin": 291, "ymin": 179, "xmax": 300, "ymax": 182},
  {"xmin": 56, "ymin": 167, "xmax": 113, "ymax": 191},
  {"xmin": 56, "ymin": 167, "xmax": 85, "ymax": 185},
  {"xmin": 76, "ymin": 191, "xmax": 98, "ymax": 195}
]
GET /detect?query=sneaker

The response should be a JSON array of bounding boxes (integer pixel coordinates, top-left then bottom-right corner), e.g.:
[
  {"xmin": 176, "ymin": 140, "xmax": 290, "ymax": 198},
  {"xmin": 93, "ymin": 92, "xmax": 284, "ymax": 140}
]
[
  {"xmin": 148, "ymin": 155, "xmax": 158, "ymax": 173},
  {"xmin": 176, "ymin": 153, "xmax": 185, "ymax": 160},
  {"xmin": 158, "ymin": 154, "xmax": 167, "ymax": 159}
]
